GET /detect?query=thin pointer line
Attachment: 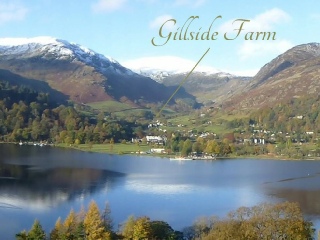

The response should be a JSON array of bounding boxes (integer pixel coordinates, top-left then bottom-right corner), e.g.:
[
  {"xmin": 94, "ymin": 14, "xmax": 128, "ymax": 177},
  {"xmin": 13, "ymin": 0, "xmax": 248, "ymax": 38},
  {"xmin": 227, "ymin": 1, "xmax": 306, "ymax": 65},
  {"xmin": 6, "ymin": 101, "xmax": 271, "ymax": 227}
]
[{"xmin": 156, "ymin": 47, "xmax": 211, "ymax": 117}]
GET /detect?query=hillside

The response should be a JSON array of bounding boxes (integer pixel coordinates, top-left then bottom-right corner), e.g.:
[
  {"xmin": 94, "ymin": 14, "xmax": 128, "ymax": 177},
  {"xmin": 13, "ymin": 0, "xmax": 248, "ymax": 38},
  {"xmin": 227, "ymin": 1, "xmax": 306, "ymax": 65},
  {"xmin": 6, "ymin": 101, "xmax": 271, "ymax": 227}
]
[
  {"xmin": 0, "ymin": 69, "xmax": 68, "ymax": 104},
  {"xmin": 0, "ymin": 37, "xmax": 196, "ymax": 107},
  {"xmin": 127, "ymin": 59, "xmax": 251, "ymax": 105},
  {"xmin": 158, "ymin": 72, "xmax": 251, "ymax": 105},
  {"xmin": 223, "ymin": 43, "xmax": 320, "ymax": 112}
]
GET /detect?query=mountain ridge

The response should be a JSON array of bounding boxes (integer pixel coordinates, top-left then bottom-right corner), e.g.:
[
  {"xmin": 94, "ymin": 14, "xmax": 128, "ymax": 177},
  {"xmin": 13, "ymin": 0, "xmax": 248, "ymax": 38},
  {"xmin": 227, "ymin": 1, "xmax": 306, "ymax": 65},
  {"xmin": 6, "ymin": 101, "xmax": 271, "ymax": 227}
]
[
  {"xmin": 0, "ymin": 37, "xmax": 196, "ymax": 106},
  {"xmin": 223, "ymin": 42, "xmax": 320, "ymax": 112}
]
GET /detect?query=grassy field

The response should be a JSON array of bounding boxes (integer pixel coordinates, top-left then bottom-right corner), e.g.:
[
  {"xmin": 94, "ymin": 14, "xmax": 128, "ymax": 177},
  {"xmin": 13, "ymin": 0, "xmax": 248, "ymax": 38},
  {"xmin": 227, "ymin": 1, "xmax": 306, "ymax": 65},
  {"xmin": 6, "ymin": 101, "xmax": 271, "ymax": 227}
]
[
  {"xmin": 87, "ymin": 101, "xmax": 134, "ymax": 112},
  {"xmin": 59, "ymin": 142, "xmax": 162, "ymax": 155}
]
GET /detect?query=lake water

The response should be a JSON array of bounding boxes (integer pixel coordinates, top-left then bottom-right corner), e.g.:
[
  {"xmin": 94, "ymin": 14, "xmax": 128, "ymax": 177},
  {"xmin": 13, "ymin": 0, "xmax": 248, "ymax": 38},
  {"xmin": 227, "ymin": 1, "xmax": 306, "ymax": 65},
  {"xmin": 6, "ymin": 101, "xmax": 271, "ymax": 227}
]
[{"xmin": 1, "ymin": 144, "xmax": 320, "ymax": 238}]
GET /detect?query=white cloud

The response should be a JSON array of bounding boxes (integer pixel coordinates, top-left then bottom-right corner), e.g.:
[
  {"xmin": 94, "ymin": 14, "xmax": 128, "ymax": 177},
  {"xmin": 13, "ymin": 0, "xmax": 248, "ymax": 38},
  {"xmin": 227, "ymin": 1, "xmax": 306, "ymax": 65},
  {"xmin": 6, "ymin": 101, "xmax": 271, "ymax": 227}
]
[
  {"xmin": 218, "ymin": 8, "xmax": 293, "ymax": 62},
  {"xmin": 122, "ymin": 56, "xmax": 219, "ymax": 74},
  {"xmin": 91, "ymin": 0, "xmax": 206, "ymax": 13},
  {"xmin": 310, "ymin": 13, "xmax": 320, "ymax": 20},
  {"xmin": 91, "ymin": 0, "xmax": 127, "ymax": 13},
  {"xmin": 220, "ymin": 8, "xmax": 290, "ymax": 34},
  {"xmin": 136, "ymin": 0, "xmax": 158, "ymax": 3},
  {"xmin": 173, "ymin": 0, "xmax": 206, "ymax": 7},
  {"xmin": 149, "ymin": 15, "xmax": 175, "ymax": 30},
  {"xmin": 238, "ymin": 40, "xmax": 294, "ymax": 61},
  {"xmin": 249, "ymin": 8, "xmax": 290, "ymax": 31},
  {"xmin": 228, "ymin": 69, "xmax": 259, "ymax": 77},
  {"xmin": 0, "ymin": 2, "xmax": 28, "ymax": 24}
]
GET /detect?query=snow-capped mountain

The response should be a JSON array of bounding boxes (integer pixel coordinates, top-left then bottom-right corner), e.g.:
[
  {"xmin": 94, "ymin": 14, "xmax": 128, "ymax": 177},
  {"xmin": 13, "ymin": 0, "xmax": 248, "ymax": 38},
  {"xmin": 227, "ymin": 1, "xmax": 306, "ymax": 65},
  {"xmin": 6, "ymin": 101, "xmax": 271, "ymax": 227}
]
[
  {"xmin": 0, "ymin": 37, "xmax": 196, "ymax": 105},
  {"xmin": 0, "ymin": 36, "xmax": 134, "ymax": 76},
  {"xmin": 122, "ymin": 55, "xmax": 251, "ymax": 104},
  {"xmin": 123, "ymin": 56, "xmax": 222, "ymax": 82}
]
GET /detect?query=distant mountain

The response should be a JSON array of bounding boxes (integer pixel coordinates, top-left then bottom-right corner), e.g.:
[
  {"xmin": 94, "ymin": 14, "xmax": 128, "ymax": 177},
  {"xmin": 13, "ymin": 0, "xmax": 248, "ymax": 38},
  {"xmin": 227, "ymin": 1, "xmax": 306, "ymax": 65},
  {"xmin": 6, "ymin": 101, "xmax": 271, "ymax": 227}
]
[
  {"xmin": 0, "ymin": 37, "xmax": 196, "ymax": 106},
  {"xmin": 123, "ymin": 56, "xmax": 220, "ymax": 82},
  {"xmin": 157, "ymin": 72, "xmax": 251, "ymax": 105},
  {"xmin": 125, "ymin": 57, "xmax": 251, "ymax": 105},
  {"xmin": 224, "ymin": 43, "xmax": 320, "ymax": 111}
]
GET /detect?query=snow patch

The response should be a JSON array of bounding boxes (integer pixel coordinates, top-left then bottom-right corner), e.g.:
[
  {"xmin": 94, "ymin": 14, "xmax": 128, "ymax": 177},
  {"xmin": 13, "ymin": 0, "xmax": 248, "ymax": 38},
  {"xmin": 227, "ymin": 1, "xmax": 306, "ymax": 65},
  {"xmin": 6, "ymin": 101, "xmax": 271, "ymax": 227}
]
[{"xmin": 0, "ymin": 36, "xmax": 134, "ymax": 77}]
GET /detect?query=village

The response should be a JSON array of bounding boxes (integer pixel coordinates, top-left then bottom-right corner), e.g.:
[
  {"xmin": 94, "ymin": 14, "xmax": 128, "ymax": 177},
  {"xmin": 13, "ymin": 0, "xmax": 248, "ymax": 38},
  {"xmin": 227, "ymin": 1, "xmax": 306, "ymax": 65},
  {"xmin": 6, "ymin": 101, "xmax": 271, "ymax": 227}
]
[{"xmin": 130, "ymin": 119, "xmax": 320, "ymax": 159}]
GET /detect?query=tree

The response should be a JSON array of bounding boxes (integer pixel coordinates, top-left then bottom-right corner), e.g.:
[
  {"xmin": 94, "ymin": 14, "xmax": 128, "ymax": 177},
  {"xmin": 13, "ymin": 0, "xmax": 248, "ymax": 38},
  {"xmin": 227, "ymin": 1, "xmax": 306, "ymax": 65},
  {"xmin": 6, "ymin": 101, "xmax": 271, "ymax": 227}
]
[
  {"xmin": 27, "ymin": 219, "xmax": 46, "ymax": 240},
  {"xmin": 192, "ymin": 217, "xmax": 214, "ymax": 238},
  {"xmin": 74, "ymin": 206, "xmax": 86, "ymax": 239},
  {"xmin": 132, "ymin": 216, "xmax": 151, "ymax": 240},
  {"xmin": 204, "ymin": 140, "xmax": 218, "ymax": 154},
  {"xmin": 197, "ymin": 202, "xmax": 315, "ymax": 240},
  {"xmin": 50, "ymin": 217, "xmax": 64, "ymax": 240},
  {"xmin": 15, "ymin": 230, "xmax": 28, "ymax": 240},
  {"xmin": 220, "ymin": 139, "xmax": 232, "ymax": 155},
  {"xmin": 181, "ymin": 139, "xmax": 192, "ymax": 157},
  {"xmin": 64, "ymin": 209, "xmax": 77, "ymax": 239},
  {"xmin": 149, "ymin": 220, "xmax": 176, "ymax": 240},
  {"xmin": 192, "ymin": 141, "xmax": 202, "ymax": 154},
  {"xmin": 102, "ymin": 202, "xmax": 113, "ymax": 232},
  {"xmin": 121, "ymin": 215, "xmax": 136, "ymax": 239},
  {"xmin": 83, "ymin": 200, "xmax": 107, "ymax": 240}
]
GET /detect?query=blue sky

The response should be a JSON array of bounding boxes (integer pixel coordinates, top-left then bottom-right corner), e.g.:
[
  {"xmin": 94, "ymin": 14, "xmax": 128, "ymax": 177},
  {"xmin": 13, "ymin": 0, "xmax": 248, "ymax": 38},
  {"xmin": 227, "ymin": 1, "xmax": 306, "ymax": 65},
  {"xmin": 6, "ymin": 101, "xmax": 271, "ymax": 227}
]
[{"xmin": 0, "ymin": 0, "xmax": 320, "ymax": 76}]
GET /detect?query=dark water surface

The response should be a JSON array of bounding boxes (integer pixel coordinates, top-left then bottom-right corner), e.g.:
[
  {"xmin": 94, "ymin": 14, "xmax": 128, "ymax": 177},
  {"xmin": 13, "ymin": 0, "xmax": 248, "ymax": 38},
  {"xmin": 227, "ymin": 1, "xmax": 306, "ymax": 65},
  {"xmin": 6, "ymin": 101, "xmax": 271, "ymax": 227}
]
[{"xmin": 1, "ymin": 144, "xmax": 320, "ymax": 238}]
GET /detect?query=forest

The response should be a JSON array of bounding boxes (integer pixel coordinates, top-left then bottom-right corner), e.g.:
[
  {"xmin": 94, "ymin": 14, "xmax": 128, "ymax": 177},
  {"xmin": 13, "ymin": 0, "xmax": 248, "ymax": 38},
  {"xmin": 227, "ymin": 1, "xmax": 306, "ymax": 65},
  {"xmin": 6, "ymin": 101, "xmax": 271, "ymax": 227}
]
[
  {"xmin": 15, "ymin": 201, "xmax": 316, "ymax": 240},
  {"xmin": 228, "ymin": 95, "xmax": 320, "ymax": 134},
  {"xmin": 0, "ymin": 80, "xmax": 136, "ymax": 144}
]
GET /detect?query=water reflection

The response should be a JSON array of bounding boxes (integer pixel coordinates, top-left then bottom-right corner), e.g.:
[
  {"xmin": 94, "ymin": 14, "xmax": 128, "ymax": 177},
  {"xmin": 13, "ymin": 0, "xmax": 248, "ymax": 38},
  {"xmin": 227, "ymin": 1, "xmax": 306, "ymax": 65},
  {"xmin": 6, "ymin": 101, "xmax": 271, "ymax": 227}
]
[
  {"xmin": 267, "ymin": 188, "xmax": 320, "ymax": 216},
  {"xmin": 1, "ymin": 144, "xmax": 320, "ymax": 238},
  {"xmin": 125, "ymin": 180, "xmax": 197, "ymax": 195},
  {"xmin": 0, "ymin": 163, "xmax": 125, "ymax": 211}
]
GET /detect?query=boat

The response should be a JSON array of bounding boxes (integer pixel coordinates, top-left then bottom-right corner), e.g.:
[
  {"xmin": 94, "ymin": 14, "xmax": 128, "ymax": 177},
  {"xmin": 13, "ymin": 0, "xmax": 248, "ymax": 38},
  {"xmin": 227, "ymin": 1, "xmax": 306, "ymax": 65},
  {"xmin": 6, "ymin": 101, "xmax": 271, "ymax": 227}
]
[
  {"xmin": 192, "ymin": 155, "xmax": 216, "ymax": 160},
  {"xmin": 169, "ymin": 157, "xmax": 193, "ymax": 161}
]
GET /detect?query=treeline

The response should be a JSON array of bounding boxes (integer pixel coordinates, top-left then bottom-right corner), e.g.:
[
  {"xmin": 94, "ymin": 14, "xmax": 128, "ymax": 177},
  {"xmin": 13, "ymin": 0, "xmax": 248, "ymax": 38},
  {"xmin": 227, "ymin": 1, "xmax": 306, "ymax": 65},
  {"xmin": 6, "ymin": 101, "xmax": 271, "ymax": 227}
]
[
  {"xmin": 15, "ymin": 201, "xmax": 315, "ymax": 240},
  {"xmin": 228, "ymin": 95, "xmax": 320, "ymax": 133},
  {"xmin": 0, "ymin": 80, "xmax": 52, "ymax": 107},
  {"xmin": 16, "ymin": 200, "xmax": 182, "ymax": 240},
  {"xmin": 165, "ymin": 136, "xmax": 234, "ymax": 157},
  {"xmin": 250, "ymin": 95, "xmax": 320, "ymax": 133},
  {"xmin": 0, "ymin": 81, "xmax": 136, "ymax": 143}
]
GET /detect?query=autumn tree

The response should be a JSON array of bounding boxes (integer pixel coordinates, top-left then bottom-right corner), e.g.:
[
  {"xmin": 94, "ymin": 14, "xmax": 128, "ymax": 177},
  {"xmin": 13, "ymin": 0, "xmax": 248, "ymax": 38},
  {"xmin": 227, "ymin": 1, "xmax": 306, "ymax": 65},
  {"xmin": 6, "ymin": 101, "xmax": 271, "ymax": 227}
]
[
  {"xmin": 181, "ymin": 139, "xmax": 192, "ymax": 157},
  {"xmin": 132, "ymin": 216, "xmax": 151, "ymax": 240},
  {"xmin": 63, "ymin": 209, "xmax": 78, "ymax": 239},
  {"xmin": 83, "ymin": 200, "xmax": 109, "ymax": 240},
  {"xmin": 121, "ymin": 215, "xmax": 136, "ymax": 239},
  {"xmin": 197, "ymin": 202, "xmax": 314, "ymax": 240},
  {"xmin": 49, "ymin": 217, "xmax": 64, "ymax": 240},
  {"xmin": 120, "ymin": 216, "xmax": 151, "ymax": 240}
]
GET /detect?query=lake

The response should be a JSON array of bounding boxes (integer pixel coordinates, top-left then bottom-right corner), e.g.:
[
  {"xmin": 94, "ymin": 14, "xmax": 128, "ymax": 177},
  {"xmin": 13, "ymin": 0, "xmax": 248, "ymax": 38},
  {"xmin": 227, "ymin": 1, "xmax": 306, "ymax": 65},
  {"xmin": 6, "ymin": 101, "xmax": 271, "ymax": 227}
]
[{"xmin": 0, "ymin": 144, "xmax": 320, "ymax": 238}]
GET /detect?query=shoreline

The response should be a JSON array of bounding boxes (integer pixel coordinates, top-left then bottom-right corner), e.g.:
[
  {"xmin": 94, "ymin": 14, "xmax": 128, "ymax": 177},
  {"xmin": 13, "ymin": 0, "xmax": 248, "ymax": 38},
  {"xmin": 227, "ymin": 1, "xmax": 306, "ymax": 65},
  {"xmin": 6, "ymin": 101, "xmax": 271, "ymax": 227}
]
[{"xmin": 2, "ymin": 141, "xmax": 319, "ymax": 161}]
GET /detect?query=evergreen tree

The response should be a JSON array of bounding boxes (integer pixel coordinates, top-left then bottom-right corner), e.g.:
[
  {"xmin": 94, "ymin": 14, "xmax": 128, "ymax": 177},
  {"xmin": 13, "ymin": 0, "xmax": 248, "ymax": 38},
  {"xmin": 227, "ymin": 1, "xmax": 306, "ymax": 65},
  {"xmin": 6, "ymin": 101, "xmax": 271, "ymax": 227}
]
[
  {"xmin": 27, "ymin": 219, "xmax": 46, "ymax": 240},
  {"xmin": 102, "ymin": 202, "xmax": 113, "ymax": 232},
  {"xmin": 15, "ymin": 230, "xmax": 28, "ymax": 240}
]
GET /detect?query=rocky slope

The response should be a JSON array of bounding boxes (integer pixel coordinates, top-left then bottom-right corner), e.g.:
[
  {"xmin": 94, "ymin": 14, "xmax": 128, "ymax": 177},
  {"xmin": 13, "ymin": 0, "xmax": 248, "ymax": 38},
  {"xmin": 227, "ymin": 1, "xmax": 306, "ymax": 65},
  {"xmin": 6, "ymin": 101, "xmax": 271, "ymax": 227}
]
[{"xmin": 223, "ymin": 43, "xmax": 320, "ymax": 112}]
